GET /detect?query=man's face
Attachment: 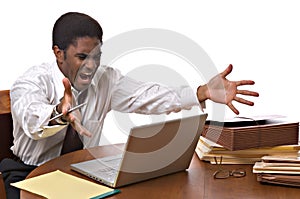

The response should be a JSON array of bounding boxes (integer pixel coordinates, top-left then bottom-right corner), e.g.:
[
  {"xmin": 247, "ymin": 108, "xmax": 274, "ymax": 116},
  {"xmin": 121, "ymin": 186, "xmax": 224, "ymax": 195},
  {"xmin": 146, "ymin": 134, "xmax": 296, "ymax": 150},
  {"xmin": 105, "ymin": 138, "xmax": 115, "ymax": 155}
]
[{"xmin": 60, "ymin": 37, "xmax": 101, "ymax": 91}]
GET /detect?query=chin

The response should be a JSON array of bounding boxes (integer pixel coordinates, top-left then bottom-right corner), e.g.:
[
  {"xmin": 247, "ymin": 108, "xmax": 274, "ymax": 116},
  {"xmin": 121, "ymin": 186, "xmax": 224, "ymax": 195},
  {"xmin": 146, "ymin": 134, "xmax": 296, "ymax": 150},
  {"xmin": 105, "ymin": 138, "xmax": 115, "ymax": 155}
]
[{"xmin": 75, "ymin": 84, "xmax": 90, "ymax": 91}]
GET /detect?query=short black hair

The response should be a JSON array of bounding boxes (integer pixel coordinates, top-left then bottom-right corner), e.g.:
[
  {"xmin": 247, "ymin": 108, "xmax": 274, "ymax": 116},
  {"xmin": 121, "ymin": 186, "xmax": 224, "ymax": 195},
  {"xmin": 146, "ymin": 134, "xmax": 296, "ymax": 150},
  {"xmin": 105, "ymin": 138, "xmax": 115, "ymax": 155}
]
[{"xmin": 52, "ymin": 12, "xmax": 103, "ymax": 50}]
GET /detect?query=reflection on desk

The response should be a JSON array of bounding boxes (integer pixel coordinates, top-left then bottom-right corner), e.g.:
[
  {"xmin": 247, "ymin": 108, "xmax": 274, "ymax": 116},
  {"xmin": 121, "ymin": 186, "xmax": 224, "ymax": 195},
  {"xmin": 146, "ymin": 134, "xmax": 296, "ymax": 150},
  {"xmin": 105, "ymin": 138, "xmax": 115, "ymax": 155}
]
[{"xmin": 21, "ymin": 144, "xmax": 300, "ymax": 199}]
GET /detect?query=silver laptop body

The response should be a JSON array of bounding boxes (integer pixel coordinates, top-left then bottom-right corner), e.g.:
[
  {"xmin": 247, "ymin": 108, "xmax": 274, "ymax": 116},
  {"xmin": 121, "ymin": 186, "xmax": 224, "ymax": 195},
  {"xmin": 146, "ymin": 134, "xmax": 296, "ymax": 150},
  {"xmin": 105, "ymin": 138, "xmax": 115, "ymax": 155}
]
[{"xmin": 70, "ymin": 113, "xmax": 208, "ymax": 188}]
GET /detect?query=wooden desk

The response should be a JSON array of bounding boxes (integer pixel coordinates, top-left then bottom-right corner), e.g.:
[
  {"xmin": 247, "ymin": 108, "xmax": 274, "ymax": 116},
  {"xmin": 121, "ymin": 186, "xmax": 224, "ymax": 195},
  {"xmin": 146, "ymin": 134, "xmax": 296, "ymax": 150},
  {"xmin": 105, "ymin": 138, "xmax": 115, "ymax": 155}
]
[{"xmin": 21, "ymin": 144, "xmax": 300, "ymax": 199}]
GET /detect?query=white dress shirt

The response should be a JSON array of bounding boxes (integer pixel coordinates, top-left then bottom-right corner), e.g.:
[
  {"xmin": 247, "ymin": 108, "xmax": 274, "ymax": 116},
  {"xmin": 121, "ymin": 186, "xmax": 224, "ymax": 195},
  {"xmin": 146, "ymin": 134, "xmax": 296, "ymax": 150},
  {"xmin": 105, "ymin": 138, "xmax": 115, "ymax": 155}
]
[{"xmin": 10, "ymin": 62, "xmax": 201, "ymax": 166}]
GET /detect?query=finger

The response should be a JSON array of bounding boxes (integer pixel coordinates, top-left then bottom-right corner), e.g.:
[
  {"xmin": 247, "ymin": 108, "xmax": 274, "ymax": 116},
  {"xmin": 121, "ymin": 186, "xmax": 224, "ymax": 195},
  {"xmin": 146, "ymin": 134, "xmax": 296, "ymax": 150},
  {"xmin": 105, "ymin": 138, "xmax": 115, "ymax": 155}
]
[
  {"xmin": 220, "ymin": 64, "xmax": 233, "ymax": 78},
  {"xmin": 72, "ymin": 120, "xmax": 92, "ymax": 137},
  {"xmin": 236, "ymin": 80, "xmax": 255, "ymax": 86},
  {"xmin": 236, "ymin": 90, "xmax": 259, "ymax": 97},
  {"xmin": 62, "ymin": 78, "xmax": 72, "ymax": 96},
  {"xmin": 78, "ymin": 128, "xmax": 92, "ymax": 137},
  {"xmin": 234, "ymin": 96, "xmax": 255, "ymax": 106},
  {"xmin": 78, "ymin": 126, "xmax": 92, "ymax": 137},
  {"xmin": 66, "ymin": 113, "xmax": 76, "ymax": 123},
  {"xmin": 227, "ymin": 102, "xmax": 239, "ymax": 115},
  {"xmin": 62, "ymin": 78, "xmax": 73, "ymax": 114}
]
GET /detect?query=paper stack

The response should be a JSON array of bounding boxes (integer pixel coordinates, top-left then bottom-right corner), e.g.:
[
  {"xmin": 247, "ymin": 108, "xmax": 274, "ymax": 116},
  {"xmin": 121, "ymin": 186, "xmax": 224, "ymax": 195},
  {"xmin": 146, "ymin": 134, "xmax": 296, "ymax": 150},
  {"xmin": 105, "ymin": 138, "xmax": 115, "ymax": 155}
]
[
  {"xmin": 253, "ymin": 155, "xmax": 300, "ymax": 187},
  {"xmin": 196, "ymin": 136, "xmax": 300, "ymax": 164},
  {"xmin": 11, "ymin": 170, "xmax": 120, "ymax": 199},
  {"xmin": 201, "ymin": 115, "xmax": 299, "ymax": 151}
]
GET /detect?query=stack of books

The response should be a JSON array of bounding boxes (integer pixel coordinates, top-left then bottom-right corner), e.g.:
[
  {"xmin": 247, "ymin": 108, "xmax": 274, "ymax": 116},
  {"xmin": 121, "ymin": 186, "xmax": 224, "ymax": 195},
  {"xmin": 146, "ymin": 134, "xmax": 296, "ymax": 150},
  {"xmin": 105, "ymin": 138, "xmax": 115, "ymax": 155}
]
[
  {"xmin": 253, "ymin": 155, "xmax": 300, "ymax": 187},
  {"xmin": 196, "ymin": 136, "xmax": 300, "ymax": 164}
]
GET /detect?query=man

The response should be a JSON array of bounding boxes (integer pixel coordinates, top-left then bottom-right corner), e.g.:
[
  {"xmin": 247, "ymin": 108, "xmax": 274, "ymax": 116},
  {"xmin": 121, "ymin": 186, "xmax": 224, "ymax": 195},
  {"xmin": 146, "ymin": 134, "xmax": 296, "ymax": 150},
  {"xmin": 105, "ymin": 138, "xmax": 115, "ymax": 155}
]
[{"xmin": 0, "ymin": 12, "xmax": 259, "ymax": 198}]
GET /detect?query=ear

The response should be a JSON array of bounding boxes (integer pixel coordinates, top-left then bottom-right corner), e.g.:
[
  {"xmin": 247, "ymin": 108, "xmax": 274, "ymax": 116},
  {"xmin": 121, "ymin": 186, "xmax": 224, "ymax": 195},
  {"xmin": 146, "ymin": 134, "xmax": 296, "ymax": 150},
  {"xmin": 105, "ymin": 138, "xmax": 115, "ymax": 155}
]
[{"xmin": 53, "ymin": 45, "xmax": 64, "ymax": 65}]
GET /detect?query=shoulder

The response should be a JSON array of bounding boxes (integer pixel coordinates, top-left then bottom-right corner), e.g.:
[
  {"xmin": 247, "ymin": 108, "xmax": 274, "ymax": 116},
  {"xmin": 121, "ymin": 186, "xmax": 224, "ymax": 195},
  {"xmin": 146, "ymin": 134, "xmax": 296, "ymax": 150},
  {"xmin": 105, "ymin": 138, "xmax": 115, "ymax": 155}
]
[
  {"xmin": 11, "ymin": 62, "xmax": 55, "ymax": 91},
  {"xmin": 18, "ymin": 62, "xmax": 53, "ymax": 80},
  {"xmin": 90, "ymin": 65, "xmax": 123, "ymax": 91},
  {"xmin": 94, "ymin": 65, "xmax": 123, "ymax": 81},
  {"xmin": 24, "ymin": 62, "xmax": 52, "ymax": 75}
]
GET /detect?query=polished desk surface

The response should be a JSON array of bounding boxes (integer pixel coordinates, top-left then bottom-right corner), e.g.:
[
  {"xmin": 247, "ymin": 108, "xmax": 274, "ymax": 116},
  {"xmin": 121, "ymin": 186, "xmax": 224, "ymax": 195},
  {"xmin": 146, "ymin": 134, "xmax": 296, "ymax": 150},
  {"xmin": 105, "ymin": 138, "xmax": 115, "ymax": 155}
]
[{"xmin": 21, "ymin": 144, "xmax": 300, "ymax": 199}]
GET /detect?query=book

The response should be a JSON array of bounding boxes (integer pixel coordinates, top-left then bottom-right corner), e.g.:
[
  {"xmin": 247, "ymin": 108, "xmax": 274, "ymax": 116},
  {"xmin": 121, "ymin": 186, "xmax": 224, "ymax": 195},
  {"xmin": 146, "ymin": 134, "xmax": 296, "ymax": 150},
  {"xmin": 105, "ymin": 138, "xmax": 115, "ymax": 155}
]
[{"xmin": 201, "ymin": 116, "xmax": 299, "ymax": 150}]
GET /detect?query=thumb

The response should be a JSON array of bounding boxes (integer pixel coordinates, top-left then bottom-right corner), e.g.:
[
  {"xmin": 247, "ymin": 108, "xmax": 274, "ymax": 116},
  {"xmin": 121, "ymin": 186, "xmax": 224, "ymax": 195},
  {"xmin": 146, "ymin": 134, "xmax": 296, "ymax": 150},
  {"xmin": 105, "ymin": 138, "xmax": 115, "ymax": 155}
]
[
  {"xmin": 61, "ymin": 78, "xmax": 73, "ymax": 114},
  {"xmin": 62, "ymin": 78, "xmax": 72, "ymax": 95},
  {"xmin": 220, "ymin": 64, "xmax": 233, "ymax": 78}
]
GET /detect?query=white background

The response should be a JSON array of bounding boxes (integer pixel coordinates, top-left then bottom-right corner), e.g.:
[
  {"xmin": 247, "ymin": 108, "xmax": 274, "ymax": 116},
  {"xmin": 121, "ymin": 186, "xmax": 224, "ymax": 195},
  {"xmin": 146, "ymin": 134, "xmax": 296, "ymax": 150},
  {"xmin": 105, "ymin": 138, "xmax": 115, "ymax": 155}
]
[{"xmin": 1, "ymin": 0, "xmax": 299, "ymax": 144}]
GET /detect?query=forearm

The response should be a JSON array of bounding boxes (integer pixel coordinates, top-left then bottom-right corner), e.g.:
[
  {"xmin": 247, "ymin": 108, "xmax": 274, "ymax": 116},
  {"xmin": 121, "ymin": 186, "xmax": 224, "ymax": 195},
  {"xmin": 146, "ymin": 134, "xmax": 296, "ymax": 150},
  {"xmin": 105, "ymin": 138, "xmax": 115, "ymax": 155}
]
[
  {"xmin": 112, "ymin": 76, "xmax": 202, "ymax": 114},
  {"xmin": 11, "ymin": 83, "xmax": 65, "ymax": 139},
  {"xmin": 13, "ymin": 102, "xmax": 66, "ymax": 139}
]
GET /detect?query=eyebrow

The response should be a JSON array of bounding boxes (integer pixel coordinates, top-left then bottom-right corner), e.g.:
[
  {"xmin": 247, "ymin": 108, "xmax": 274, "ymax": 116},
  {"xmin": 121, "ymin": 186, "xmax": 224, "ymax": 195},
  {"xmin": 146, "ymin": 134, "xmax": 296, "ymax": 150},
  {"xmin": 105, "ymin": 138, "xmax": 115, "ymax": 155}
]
[
  {"xmin": 75, "ymin": 52, "xmax": 102, "ymax": 57},
  {"xmin": 75, "ymin": 52, "xmax": 88, "ymax": 57}
]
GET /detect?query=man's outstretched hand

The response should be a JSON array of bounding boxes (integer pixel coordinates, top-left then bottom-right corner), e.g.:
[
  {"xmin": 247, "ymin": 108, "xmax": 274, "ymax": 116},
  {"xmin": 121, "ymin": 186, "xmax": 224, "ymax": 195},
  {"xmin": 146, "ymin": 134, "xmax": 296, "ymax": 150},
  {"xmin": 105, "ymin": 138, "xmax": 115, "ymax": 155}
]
[
  {"xmin": 57, "ymin": 78, "xmax": 92, "ymax": 137},
  {"xmin": 196, "ymin": 64, "xmax": 259, "ymax": 114}
]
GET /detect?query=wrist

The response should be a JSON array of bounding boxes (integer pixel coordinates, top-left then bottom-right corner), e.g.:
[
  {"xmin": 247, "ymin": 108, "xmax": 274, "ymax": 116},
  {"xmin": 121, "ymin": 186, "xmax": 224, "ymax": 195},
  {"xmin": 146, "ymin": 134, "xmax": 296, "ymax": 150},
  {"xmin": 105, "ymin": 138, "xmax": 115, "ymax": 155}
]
[
  {"xmin": 196, "ymin": 85, "xmax": 209, "ymax": 103},
  {"xmin": 51, "ymin": 104, "xmax": 68, "ymax": 125}
]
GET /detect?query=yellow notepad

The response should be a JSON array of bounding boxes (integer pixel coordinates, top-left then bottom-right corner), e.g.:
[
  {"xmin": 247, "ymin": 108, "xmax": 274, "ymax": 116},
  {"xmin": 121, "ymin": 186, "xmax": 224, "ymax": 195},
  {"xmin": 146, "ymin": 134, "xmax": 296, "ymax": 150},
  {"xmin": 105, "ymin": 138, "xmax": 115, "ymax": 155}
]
[{"xmin": 11, "ymin": 170, "xmax": 120, "ymax": 199}]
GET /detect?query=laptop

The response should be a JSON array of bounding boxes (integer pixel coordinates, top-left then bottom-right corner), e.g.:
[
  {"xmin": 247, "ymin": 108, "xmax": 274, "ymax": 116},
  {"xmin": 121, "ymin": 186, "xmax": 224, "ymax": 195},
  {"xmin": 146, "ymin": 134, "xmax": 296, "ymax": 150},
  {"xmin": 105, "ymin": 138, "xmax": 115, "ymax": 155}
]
[{"xmin": 70, "ymin": 113, "xmax": 208, "ymax": 188}]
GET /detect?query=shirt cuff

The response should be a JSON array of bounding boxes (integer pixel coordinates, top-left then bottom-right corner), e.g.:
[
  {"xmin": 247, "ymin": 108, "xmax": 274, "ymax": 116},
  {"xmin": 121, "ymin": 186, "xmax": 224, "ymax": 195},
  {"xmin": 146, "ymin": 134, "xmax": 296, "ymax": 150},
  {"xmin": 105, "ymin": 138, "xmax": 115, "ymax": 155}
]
[
  {"xmin": 180, "ymin": 86, "xmax": 206, "ymax": 111},
  {"xmin": 38, "ymin": 125, "xmax": 68, "ymax": 138}
]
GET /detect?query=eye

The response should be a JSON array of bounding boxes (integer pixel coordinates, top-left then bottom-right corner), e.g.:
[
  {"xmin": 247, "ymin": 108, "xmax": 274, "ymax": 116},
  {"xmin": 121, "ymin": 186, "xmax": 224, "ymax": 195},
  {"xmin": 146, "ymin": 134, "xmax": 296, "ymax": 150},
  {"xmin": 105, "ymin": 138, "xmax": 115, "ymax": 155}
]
[
  {"xmin": 90, "ymin": 52, "xmax": 101, "ymax": 61},
  {"xmin": 76, "ymin": 54, "xmax": 88, "ymax": 60},
  {"xmin": 94, "ymin": 55, "xmax": 101, "ymax": 60}
]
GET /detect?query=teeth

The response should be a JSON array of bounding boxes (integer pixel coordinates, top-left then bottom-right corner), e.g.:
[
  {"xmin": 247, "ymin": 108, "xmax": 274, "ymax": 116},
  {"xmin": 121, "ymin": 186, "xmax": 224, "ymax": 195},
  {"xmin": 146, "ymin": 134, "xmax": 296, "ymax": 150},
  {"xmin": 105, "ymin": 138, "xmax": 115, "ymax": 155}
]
[{"xmin": 83, "ymin": 73, "xmax": 92, "ymax": 76}]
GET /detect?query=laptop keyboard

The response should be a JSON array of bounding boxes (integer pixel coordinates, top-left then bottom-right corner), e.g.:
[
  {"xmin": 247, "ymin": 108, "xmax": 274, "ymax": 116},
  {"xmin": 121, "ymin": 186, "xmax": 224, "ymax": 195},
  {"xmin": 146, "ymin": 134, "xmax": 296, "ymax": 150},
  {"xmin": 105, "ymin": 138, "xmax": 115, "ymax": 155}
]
[{"xmin": 94, "ymin": 155, "xmax": 122, "ymax": 182}]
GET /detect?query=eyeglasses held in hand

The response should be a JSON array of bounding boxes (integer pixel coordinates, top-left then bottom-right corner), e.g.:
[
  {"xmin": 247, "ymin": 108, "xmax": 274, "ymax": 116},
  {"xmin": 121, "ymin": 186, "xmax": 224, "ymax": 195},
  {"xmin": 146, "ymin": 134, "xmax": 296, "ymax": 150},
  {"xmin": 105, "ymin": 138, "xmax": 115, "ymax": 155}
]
[{"xmin": 213, "ymin": 156, "xmax": 246, "ymax": 179}]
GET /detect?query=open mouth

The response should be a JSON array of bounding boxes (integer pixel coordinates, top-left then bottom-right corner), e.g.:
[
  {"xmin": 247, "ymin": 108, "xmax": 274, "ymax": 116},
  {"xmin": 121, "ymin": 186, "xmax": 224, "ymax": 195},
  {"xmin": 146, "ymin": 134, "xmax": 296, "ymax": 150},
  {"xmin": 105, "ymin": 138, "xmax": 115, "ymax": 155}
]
[
  {"xmin": 74, "ymin": 64, "xmax": 99, "ymax": 91},
  {"xmin": 79, "ymin": 73, "xmax": 93, "ymax": 81}
]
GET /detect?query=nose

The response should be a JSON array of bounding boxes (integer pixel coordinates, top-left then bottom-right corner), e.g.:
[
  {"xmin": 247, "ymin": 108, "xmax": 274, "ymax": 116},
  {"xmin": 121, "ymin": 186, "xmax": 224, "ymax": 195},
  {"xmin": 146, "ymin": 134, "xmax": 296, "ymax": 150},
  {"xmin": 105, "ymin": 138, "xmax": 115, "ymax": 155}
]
[{"xmin": 84, "ymin": 58, "xmax": 98, "ymax": 73}]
